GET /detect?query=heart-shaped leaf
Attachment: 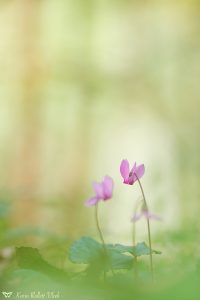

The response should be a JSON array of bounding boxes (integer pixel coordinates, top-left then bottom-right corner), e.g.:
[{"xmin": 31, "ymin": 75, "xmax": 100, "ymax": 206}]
[
  {"xmin": 69, "ymin": 237, "xmax": 161, "ymax": 272},
  {"xmin": 133, "ymin": 242, "xmax": 161, "ymax": 256},
  {"xmin": 69, "ymin": 236, "xmax": 103, "ymax": 264},
  {"xmin": 69, "ymin": 237, "xmax": 133, "ymax": 270},
  {"xmin": 106, "ymin": 242, "xmax": 161, "ymax": 256}
]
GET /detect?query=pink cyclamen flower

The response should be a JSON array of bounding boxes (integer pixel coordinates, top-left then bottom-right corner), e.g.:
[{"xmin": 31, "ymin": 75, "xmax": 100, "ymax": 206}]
[
  {"xmin": 120, "ymin": 159, "xmax": 145, "ymax": 185},
  {"xmin": 132, "ymin": 210, "xmax": 161, "ymax": 223},
  {"xmin": 85, "ymin": 176, "xmax": 114, "ymax": 207}
]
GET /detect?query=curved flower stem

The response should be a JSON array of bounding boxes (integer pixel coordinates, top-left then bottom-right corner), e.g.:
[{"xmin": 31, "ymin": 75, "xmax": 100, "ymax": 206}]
[
  {"xmin": 95, "ymin": 203, "xmax": 107, "ymax": 253},
  {"xmin": 132, "ymin": 200, "xmax": 141, "ymax": 281},
  {"xmin": 134, "ymin": 174, "xmax": 154, "ymax": 281},
  {"xmin": 132, "ymin": 222, "xmax": 138, "ymax": 280},
  {"xmin": 95, "ymin": 203, "xmax": 114, "ymax": 280}
]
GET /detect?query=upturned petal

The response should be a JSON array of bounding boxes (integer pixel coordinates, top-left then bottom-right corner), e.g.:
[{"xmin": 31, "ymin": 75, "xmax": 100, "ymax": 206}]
[
  {"xmin": 102, "ymin": 176, "xmax": 114, "ymax": 200},
  {"xmin": 143, "ymin": 211, "xmax": 162, "ymax": 221},
  {"xmin": 129, "ymin": 163, "xmax": 145, "ymax": 184},
  {"xmin": 120, "ymin": 159, "xmax": 130, "ymax": 183},
  {"xmin": 93, "ymin": 182, "xmax": 104, "ymax": 199},
  {"xmin": 131, "ymin": 162, "xmax": 137, "ymax": 175},
  {"xmin": 85, "ymin": 197, "xmax": 99, "ymax": 207},
  {"xmin": 135, "ymin": 164, "xmax": 145, "ymax": 179}
]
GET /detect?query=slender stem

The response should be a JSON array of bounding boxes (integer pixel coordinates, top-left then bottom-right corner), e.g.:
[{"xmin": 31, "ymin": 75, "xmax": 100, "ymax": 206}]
[
  {"xmin": 95, "ymin": 203, "xmax": 107, "ymax": 281},
  {"xmin": 95, "ymin": 203, "xmax": 107, "ymax": 252},
  {"xmin": 132, "ymin": 221, "xmax": 138, "ymax": 280},
  {"xmin": 146, "ymin": 218, "xmax": 154, "ymax": 280},
  {"xmin": 132, "ymin": 199, "xmax": 141, "ymax": 281},
  {"xmin": 134, "ymin": 174, "xmax": 154, "ymax": 281}
]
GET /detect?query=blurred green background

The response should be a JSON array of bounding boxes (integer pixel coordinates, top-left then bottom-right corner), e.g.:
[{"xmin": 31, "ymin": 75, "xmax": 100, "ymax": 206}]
[{"xmin": 0, "ymin": 0, "xmax": 200, "ymax": 294}]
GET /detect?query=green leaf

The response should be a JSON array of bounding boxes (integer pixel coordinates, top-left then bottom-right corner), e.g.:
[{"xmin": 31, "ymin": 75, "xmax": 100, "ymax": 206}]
[
  {"xmin": 133, "ymin": 242, "xmax": 161, "ymax": 256},
  {"xmin": 107, "ymin": 242, "xmax": 161, "ymax": 256},
  {"xmin": 16, "ymin": 247, "xmax": 69, "ymax": 283},
  {"xmin": 69, "ymin": 237, "xmax": 161, "ymax": 273},
  {"xmin": 69, "ymin": 236, "xmax": 102, "ymax": 264},
  {"xmin": 106, "ymin": 244, "xmax": 133, "ymax": 254},
  {"xmin": 69, "ymin": 237, "xmax": 133, "ymax": 271},
  {"xmin": 109, "ymin": 250, "xmax": 133, "ymax": 270}
]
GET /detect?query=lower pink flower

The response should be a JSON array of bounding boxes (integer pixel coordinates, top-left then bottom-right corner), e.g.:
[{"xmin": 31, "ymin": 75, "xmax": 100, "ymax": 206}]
[
  {"xmin": 132, "ymin": 210, "xmax": 161, "ymax": 222},
  {"xmin": 85, "ymin": 176, "xmax": 114, "ymax": 207}
]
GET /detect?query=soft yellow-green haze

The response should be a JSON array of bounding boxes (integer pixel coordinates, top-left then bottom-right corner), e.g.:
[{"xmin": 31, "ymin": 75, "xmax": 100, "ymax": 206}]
[{"xmin": 0, "ymin": 0, "xmax": 199, "ymax": 248}]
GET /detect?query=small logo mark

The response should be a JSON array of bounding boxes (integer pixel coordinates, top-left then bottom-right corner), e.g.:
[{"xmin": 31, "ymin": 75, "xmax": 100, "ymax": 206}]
[{"xmin": 2, "ymin": 292, "xmax": 13, "ymax": 298}]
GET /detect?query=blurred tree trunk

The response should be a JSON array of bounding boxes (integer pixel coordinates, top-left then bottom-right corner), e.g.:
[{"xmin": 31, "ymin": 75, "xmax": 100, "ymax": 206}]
[
  {"xmin": 60, "ymin": 0, "xmax": 96, "ymax": 238},
  {"xmin": 12, "ymin": 0, "xmax": 42, "ymax": 227}
]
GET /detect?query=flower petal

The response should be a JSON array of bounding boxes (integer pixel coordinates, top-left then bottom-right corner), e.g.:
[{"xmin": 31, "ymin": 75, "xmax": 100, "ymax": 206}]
[
  {"xmin": 135, "ymin": 164, "xmax": 145, "ymax": 179},
  {"xmin": 102, "ymin": 176, "xmax": 114, "ymax": 200},
  {"xmin": 120, "ymin": 159, "xmax": 130, "ymax": 182},
  {"xmin": 131, "ymin": 212, "xmax": 143, "ymax": 222},
  {"xmin": 131, "ymin": 162, "xmax": 137, "ymax": 174},
  {"xmin": 85, "ymin": 197, "xmax": 99, "ymax": 207},
  {"xmin": 143, "ymin": 211, "xmax": 161, "ymax": 221},
  {"xmin": 93, "ymin": 182, "xmax": 104, "ymax": 199},
  {"xmin": 128, "ymin": 162, "xmax": 137, "ymax": 184}
]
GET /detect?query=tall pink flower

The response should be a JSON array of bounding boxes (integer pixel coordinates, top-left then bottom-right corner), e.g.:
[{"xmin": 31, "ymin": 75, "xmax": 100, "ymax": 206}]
[
  {"xmin": 85, "ymin": 176, "xmax": 114, "ymax": 207},
  {"xmin": 120, "ymin": 159, "xmax": 145, "ymax": 185}
]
